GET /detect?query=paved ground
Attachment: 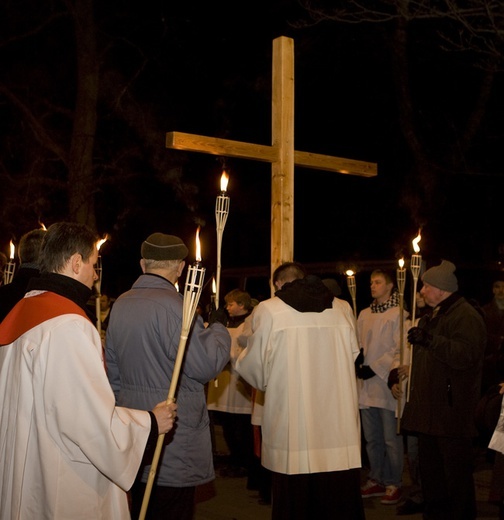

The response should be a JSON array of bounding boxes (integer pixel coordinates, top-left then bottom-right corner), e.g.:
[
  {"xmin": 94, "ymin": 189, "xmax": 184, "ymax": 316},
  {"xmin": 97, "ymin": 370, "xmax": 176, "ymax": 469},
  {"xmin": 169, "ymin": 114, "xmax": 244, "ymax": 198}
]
[{"xmin": 194, "ymin": 426, "xmax": 501, "ymax": 519}]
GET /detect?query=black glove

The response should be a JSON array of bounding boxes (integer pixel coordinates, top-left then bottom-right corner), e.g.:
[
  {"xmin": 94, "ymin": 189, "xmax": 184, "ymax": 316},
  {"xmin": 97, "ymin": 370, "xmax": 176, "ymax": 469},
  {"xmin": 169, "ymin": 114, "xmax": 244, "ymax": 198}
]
[
  {"xmin": 354, "ymin": 348, "xmax": 364, "ymax": 369},
  {"xmin": 408, "ymin": 326, "xmax": 433, "ymax": 348},
  {"xmin": 387, "ymin": 367, "xmax": 399, "ymax": 389},
  {"xmin": 356, "ymin": 364, "xmax": 375, "ymax": 380},
  {"xmin": 208, "ymin": 306, "xmax": 228, "ymax": 326}
]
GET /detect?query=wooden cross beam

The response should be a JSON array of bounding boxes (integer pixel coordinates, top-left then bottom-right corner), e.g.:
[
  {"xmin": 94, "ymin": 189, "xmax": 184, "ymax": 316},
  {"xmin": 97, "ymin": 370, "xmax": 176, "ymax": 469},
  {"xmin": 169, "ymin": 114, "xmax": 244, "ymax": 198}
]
[{"xmin": 166, "ymin": 36, "xmax": 377, "ymax": 277}]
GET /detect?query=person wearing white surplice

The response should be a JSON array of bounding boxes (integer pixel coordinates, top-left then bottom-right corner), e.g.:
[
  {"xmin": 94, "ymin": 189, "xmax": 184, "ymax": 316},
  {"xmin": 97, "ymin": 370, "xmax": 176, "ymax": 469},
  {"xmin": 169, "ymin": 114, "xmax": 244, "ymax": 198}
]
[
  {"xmin": 235, "ymin": 262, "xmax": 364, "ymax": 520},
  {"xmin": 207, "ymin": 289, "xmax": 255, "ymax": 481},
  {"xmin": 0, "ymin": 222, "xmax": 176, "ymax": 520},
  {"xmin": 356, "ymin": 269, "xmax": 403, "ymax": 505}
]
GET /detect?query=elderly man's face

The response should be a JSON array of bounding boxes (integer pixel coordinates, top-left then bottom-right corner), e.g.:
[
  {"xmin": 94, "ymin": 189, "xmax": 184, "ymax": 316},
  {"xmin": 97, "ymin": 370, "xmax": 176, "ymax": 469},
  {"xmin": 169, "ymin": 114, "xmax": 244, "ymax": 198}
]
[{"xmin": 420, "ymin": 282, "xmax": 447, "ymax": 308}]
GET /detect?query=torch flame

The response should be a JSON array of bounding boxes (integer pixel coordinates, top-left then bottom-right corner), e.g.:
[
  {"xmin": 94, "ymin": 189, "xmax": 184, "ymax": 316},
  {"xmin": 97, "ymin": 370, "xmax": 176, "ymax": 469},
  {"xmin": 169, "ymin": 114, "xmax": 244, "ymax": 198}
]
[
  {"xmin": 97, "ymin": 235, "xmax": 109, "ymax": 252},
  {"xmin": 212, "ymin": 276, "xmax": 216, "ymax": 294},
  {"xmin": 412, "ymin": 231, "xmax": 422, "ymax": 253},
  {"xmin": 9, "ymin": 241, "xmax": 15, "ymax": 260},
  {"xmin": 195, "ymin": 226, "xmax": 202, "ymax": 262},
  {"xmin": 220, "ymin": 170, "xmax": 229, "ymax": 192},
  {"xmin": 346, "ymin": 270, "xmax": 354, "ymax": 277},
  {"xmin": 399, "ymin": 258, "xmax": 405, "ymax": 269}
]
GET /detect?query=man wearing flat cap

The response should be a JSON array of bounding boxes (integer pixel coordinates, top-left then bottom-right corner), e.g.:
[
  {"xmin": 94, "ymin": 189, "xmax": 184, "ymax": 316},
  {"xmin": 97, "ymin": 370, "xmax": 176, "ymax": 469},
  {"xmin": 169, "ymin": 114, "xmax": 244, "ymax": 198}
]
[
  {"xmin": 402, "ymin": 259, "xmax": 486, "ymax": 520},
  {"xmin": 105, "ymin": 232, "xmax": 231, "ymax": 519}
]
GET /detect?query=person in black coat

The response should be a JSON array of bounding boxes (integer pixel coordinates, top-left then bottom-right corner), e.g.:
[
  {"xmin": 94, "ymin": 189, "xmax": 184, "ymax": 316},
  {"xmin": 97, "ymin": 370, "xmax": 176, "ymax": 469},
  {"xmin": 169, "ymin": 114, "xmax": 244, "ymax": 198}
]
[
  {"xmin": 402, "ymin": 260, "xmax": 486, "ymax": 520},
  {"xmin": 0, "ymin": 228, "xmax": 46, "ymax": 322}
]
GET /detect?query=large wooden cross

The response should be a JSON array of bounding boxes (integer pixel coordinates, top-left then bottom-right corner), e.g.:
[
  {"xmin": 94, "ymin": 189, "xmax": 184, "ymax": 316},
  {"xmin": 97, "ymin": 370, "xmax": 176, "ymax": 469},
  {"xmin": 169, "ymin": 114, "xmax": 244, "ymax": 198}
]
[{"xmin": 166, "ymin": 36, "xmax": 377, "ymax": 276}]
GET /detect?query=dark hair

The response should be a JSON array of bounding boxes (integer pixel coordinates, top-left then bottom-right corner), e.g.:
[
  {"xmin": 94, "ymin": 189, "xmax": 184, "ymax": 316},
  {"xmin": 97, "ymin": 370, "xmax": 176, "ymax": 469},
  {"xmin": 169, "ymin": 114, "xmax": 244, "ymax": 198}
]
[
  {"xmin": 18, "ymin": 229, "xmax": 46, "ymax": 263},
  {"xmin": 39, "ymin": 222, "xmax": 98, "ymax": 274},
  {"xmin": 371, "ymin": 269, "xmax": 395, "ymax": 286},
  {"xmin": 273, "ymin": 261, "xmax": 306, "ymax": 285},
  {"xmin": 224, "ymin": 288, "xmax": 253, "ymax": 310}
]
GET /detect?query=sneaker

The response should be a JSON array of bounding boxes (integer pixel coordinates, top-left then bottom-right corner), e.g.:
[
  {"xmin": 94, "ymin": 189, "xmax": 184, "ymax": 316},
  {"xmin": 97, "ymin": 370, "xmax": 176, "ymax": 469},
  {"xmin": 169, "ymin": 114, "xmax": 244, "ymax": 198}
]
[
  {"xmin": 380, "ymin": 485, "xmax": 402, "ymax": 505},
  {"xmin": 361, "ymin": 479, "xmax": 386, "ymax": 498}
]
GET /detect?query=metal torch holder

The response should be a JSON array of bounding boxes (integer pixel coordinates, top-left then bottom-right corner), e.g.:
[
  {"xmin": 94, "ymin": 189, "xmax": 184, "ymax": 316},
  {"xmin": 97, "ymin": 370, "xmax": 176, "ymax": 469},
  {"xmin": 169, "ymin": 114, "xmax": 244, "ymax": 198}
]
[{"xmin": 215, "ymin": 193, "xmax": 230, "ymax": 309}]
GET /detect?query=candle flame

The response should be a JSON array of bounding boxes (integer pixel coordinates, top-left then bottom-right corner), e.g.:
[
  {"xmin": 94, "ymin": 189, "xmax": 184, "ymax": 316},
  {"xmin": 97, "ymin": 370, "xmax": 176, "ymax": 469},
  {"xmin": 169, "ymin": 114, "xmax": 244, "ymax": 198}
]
[
  {"xmin": 195, "ymin": 226, "xmax": 202, "ymax": 262},
  {"xmin": 212, "ymin": 276, "xmax": 216, "ymax": 294},
  {"xmin": 412, "ymin": 231, "xmax": 422, "ymax": 253},
  {"xmin": 346, "ymin": 270, "xmax": 354, "ymax": 277},
  {"xmin": 9, "ymin": 241, "xmax": 15, "ymax": 259},
  {"xmin": 39, "ymin": 222, "xmax": 47, "ymax": 230},
  {"xmin": 97, "ymin": 235, "xmax": 108, "ymax": 252},
  {"xmin": 220, "ymin": 170, "xmax": 229, "ymax": 192},
  {"xmin": 399, "ymin": 258, "xmax": 405, "ymax": 269}
]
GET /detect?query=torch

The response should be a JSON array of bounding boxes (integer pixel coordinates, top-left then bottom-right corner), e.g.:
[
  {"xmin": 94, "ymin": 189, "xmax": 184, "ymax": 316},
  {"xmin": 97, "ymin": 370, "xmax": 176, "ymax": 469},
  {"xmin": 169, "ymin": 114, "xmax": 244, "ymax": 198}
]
[
  {"xmin": 215, "ymin": 170, "xmax": 230, "ymax": 309},
  {"xmin": 211, "ymin": 276, "xmax": 216, "ymax": 306},
  {"xmin": 396, "ymin": 257, "xmax": 406, "ymax": 432},
  {"xmin": 95, "ymin": 236, "xmax": 108, "ymax": 336},
  {"xmin": 3, "ymin": 241, "xmax": 16, "ymax": 285},
  {"xmin": 140, "ymin": 227, "xmax": 206, "ymax": 520},
  {"xmin": 346, "ymin": 270, "xmax": 357, "ymax": 318},
  {"xmin": 406, "ymin": 231, "xmax": 422, "ymax": 402}
]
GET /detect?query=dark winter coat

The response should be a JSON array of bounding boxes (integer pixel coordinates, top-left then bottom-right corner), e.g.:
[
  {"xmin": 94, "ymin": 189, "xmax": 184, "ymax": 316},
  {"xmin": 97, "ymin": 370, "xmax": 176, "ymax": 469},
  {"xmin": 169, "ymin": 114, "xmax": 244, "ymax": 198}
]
[{"xmin": 402, "ymin": 294, "xmax": 486, "ymax": 438}]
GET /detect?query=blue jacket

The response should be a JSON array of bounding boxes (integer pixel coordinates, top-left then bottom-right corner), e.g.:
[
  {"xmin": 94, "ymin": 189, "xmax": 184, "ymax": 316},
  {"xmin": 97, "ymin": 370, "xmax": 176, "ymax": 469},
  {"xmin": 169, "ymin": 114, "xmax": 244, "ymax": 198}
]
[{"xmin": 105, "ymin": 273, "xmax": 230, "ymax": 487}]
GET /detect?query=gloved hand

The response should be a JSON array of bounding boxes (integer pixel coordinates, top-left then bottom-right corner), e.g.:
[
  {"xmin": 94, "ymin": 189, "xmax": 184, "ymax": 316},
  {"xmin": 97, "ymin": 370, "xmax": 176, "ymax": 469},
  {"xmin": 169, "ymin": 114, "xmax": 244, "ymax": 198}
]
[
  {"xmin": 354, "ymin": 348, "xmax": 364, "ymax": 368},
  {"xmin": 387, "ymin": 367, "xmax": 399, "ymax": 389},
  {"xmin": 356, "ymin": 364, "xmax": 375, "ymax": 380},
  {"xmin": 407, "ymin": 326, "xmax": 433, "ymax": 348},
  {"xmin": 208, "ymin": 306, "xmax": 228, "ymax": 326}
]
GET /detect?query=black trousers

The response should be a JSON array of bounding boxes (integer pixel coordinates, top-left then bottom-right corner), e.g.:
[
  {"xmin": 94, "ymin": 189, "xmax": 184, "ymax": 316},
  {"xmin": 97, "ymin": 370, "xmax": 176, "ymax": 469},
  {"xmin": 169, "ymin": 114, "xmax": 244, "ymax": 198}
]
[
  {"xmin": 418, "ymin": 433, "xmax": 477, "ymax": 520},
  {"xmin": 129, "ymin": 480, "xmax": 195, "ymax": 520},
  {"xmin": 271, "ymin": 468, "xmax": 365, "ymax": 520}
]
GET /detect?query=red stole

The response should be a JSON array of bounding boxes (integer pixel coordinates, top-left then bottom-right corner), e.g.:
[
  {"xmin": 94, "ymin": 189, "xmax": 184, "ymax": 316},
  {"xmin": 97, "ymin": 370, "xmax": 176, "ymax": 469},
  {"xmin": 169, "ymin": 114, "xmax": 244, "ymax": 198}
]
[{"xmin": 0, "ymin": 291, "xmax": 90, "ymax": 346}]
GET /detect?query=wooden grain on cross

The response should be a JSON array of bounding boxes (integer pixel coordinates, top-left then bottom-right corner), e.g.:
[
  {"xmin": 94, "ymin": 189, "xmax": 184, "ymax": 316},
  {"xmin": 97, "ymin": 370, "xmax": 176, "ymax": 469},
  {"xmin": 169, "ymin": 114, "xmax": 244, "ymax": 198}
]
[{"xmin": 166, "ymin": 36, "xmax": 377, "ymax": 279}]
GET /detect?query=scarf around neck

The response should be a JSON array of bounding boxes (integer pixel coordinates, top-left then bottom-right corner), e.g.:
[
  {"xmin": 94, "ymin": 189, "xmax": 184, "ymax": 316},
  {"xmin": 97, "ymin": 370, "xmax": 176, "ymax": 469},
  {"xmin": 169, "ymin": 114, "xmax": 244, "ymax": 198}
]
[{"xmin": 370, "ymin": 290, "xmax": 400, "ymax": 314}]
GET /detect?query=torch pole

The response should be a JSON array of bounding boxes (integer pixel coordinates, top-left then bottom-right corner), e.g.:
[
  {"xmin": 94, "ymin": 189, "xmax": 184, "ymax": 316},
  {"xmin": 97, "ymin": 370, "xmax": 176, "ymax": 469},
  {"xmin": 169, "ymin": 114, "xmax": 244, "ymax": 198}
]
[
  {"xmin": 406, "ymin": 254, "xmax": 422, "ymax": 402},
  {"xmin": 95, "ymin": 254, "xmax": 103, "ymax": 335},
  {"xmin": 139, "ymin": 262, "xmax": 205, "ymax": 520},
  {"xmin": 396, "ymin": 264, "xmax": 406, "ymax": 433},
  {"xmin": 346, "ymin": 272, "xmax": 357, "ymax": 319},
  {"xmin": 215, "ymin": 192, "xmax": 229, "ymax": 309}
]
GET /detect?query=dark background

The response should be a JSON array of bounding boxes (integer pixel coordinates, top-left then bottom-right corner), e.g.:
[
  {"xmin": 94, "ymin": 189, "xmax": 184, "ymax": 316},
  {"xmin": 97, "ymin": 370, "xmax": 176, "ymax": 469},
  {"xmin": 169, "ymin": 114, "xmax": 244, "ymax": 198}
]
[{"xmin": 1, "ymin": 0, "xmax": 503, "ymax": 309}]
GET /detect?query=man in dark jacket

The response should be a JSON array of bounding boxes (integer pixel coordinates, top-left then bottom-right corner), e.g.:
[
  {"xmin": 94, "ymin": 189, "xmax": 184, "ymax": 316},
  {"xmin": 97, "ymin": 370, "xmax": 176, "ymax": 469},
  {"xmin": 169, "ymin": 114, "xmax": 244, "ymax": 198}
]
[
  {"xmin": 0, "ymin": 228, "xmax": 46, "ymax": 322},
  {"xmin": 402, "ymin": 259, "xmax": 486, "ymax": 520}
]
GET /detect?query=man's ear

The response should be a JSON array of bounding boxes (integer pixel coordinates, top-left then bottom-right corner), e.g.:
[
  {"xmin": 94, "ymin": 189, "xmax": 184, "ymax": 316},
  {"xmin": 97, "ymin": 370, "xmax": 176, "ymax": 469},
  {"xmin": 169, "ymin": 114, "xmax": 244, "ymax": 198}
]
[
  {"xmin": 177, "ymin": 260, "xmax": 185, "ymax": 278},
  {"xmin": 140, "ymin": 259, "xmax": 146, "ymax": 273},
  {"xmin": 70, "ymin": 253, "xmax": 82, "ymax": 275}
]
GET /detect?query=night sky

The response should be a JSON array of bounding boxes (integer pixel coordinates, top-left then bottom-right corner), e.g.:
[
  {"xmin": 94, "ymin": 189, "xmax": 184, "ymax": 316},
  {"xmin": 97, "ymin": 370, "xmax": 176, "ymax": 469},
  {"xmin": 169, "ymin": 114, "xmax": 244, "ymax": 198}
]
[{"xmin": 1, "ymin": 1, "xmax": 503, "ymax": 305}]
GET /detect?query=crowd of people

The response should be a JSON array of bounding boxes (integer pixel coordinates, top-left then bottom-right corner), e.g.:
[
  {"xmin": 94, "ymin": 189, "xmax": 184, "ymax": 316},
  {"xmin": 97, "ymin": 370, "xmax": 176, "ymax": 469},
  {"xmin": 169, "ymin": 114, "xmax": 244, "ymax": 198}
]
[{"xmin": 1, "ymin": 222, "xmax": 504, "ymax": 519}]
